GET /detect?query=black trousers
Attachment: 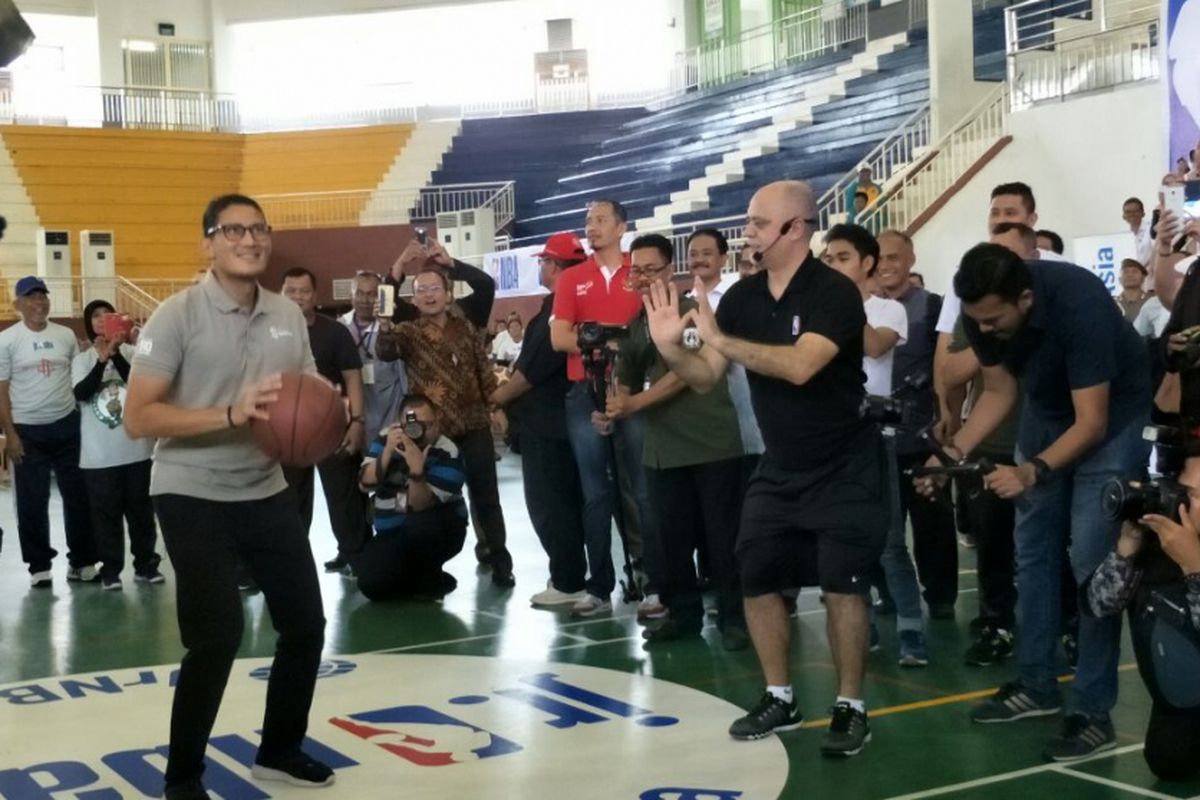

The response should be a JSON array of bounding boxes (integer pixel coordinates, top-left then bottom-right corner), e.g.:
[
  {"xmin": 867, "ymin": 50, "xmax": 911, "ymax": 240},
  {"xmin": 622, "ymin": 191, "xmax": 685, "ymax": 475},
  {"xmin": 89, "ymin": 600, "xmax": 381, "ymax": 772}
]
[
  {"xmin": 13, "ymin": 410, "xmax": 95, "ymax": 573},
  {"xmin": 959, "ymin": 454, "xmax": 1017, "ymax": 630},
  {"xmin": 520, "ymin": 430, "xmax": 586, "ymax": 594},
  {"xmin": 84, "ymin": 459, "xmax": 159, "ymax": 580},
  {"xmin": 896, "ymin": 451, "xmax": 959, "ymax": 607},
  {"xmin": 154, "ymin": 490, "xmax": 325, "ymax": 787},
  {"xmin": 645, "ymin": 457, "xmax": 746, "ymax": 630},
  {"xmin": 283, "ymin": 450, "xmax": 371, "ymax": 558},
  {"xmin": 356, "ymin": 505, "xmax": 468, "ymax": 601},
  {"xmin": 454, "ymin": 426, "xmax": 512, "ymax": 574}
]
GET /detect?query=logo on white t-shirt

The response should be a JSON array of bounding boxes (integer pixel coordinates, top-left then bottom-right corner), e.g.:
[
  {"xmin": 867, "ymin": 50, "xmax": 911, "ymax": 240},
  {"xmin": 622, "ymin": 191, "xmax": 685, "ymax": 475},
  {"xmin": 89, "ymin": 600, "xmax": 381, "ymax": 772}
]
[
  {"xmin": 90, "ymin": 376, "xmax": 126, "ymax": 430},
  {"xmin": 268, "ymin": 326, "xmax": 294, "ymax": 340}
]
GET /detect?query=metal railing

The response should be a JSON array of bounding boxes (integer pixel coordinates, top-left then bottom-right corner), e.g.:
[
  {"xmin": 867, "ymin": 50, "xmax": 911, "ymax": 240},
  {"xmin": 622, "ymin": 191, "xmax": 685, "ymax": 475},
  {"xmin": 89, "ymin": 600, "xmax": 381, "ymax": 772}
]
[
  {"xmin": 0, "ymin": 275, "xmax": 171, "ymax": 322},
  {"xmin": 816, "ymin": 101, "xmax": 932, "ymax": 230},
  {"xmin": 856, "ymin": 82, "xmax": 1010, "ymax": 234},
  {"xmin": 672, "ymin": 2, "xmax": 868, "ymax": 93},
  {"xmin": 259, "ymin": 182, "xmax": 515, "ymax": 232},
  {"xmin": 1004, "ymin": 0, "xmax": 1159, "ymax": 108}
]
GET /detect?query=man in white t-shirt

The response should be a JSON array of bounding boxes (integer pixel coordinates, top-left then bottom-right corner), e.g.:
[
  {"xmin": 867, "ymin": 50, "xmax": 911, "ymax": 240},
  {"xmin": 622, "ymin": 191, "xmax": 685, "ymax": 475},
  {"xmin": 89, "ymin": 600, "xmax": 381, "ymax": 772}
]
[
  {"xmin": 824, "ymin": 224, "xmax": 929, "ymax": 667},
  {"xmin": 0, "ymin": 276, "xmax": 97, "ymax": 588}
]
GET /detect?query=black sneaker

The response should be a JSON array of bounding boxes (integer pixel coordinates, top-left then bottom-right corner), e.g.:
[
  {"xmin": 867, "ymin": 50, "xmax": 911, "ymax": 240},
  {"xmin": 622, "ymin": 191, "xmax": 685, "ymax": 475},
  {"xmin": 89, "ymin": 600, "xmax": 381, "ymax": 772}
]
[
  {"xmin": 728, "ymin": 691, "xmax": 804, "ymax": 740},
  {"xmin": 251, "ymin": 751, "xmax": 335, "ymax": 787},
  {"xmin": 323, "ymin": 557, "xmax": 347, "ymax": 572},
  {"xmin": 964, "ymin": 626, "xmax": 1014, "ymax": 666},
  {"xmin": 642, "ymin": 618, "xmax": 702, "ymax": 643},
  {"xmin": 970, "ymin": 681, "xmax": 1061, "ymax": 723},
  {"xmin": 135, "ymin": 570, "xmax": 166, "ymax": 585},
  {"xmin": 821, "ymin": 702, "xmax": 872, "ymax": 757},
  {"xmin": 164, "ymin": 779, "xmax": 211, "ymax": 800},
  {"xmin": 1043, "ymin": 713, "xmax": 1116, "ymax": 762}
]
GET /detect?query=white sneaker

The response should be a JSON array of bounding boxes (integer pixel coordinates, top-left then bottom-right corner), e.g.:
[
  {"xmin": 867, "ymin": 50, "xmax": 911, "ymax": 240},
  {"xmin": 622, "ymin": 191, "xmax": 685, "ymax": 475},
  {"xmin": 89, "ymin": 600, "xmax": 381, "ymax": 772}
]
[
  {"xmin": 570, "ymin": 594, "xmax": 613, "ymax": 618},
  {"xmin": 530, "ymin": 583, "xmax": 589, "ymax": 607},
  {"xmin": 66, "ymin": 564, "xmax": 100, "ymax": 582},
  {"xmin": 30, "ymin": 570, "xmax": 51, "ymax": 589},
  {"xmin": 637, "ymin": 593, "xmax": 668, "ymax": 621}
]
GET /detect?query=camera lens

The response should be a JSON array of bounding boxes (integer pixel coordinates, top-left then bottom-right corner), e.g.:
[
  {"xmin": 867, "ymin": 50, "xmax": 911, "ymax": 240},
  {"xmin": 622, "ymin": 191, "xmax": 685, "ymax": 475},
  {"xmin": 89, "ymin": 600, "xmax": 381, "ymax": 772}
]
[{"xmin": 1100, "ymin": 478, "xmax": 1134, "ymax": 522}]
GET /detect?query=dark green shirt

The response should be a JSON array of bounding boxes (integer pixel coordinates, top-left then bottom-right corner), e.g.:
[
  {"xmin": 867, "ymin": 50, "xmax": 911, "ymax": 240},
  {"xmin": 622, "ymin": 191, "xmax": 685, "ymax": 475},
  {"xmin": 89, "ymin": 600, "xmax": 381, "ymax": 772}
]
[
  {"xmin": 950, "ymin": 316, "xmax": 1019, "ymax": 459},
  {"xmin": 616, "ymin": 298, "xmax": 743, "ymax": 469}
]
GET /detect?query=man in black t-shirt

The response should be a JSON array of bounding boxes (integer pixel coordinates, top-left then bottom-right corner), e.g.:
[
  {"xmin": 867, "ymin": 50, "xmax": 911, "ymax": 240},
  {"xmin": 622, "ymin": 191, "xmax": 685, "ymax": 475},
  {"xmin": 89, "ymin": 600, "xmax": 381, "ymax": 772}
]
[
  {"xmin": 645, "ymin": 180, "xmax": 887, "ymax": 758},
  {"xmin": 280, "ymin": 268, "xmax": 370, "ymax": 573},
  {"xmin": 491, "ymin": 233, "xmax": 588, "ymax": 608}
]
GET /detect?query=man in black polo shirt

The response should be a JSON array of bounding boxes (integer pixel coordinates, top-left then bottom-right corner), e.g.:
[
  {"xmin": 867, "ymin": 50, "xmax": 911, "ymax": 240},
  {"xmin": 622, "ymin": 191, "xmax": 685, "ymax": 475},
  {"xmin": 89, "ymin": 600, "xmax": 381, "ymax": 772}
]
[
  {"xmin": 280, "ymin": 268, "xmax": 369, "ymax": 573},
  {"xmin": 940, "ymin": 244, "xmax": 1151, "ymax": 761},
  {"xmin": 644, "ymin": 180, "xmax": 887, "ymax": 757},
  {"xmin": 491, "ymin": 232, "xmax": 589, "ymax": 608}
]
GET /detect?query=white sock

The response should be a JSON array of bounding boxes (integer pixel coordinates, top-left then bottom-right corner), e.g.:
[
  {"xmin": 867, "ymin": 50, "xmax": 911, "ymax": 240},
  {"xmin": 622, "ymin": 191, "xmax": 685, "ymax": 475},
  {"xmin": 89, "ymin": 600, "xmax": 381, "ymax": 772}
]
[
  {"xmin": 836, "ymin": 696, "xmax": 865, "ymax": 713},
  {"xmin": 767, "ymin": 685, "xmax": 793, "ymax": 703}
]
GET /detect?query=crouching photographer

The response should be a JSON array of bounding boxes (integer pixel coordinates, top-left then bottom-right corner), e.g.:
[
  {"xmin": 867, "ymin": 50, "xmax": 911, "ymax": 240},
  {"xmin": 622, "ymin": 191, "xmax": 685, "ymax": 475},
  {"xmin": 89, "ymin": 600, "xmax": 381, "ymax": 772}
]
[
  {"xmin": 355, "ymin": 395, "xmax": 468, "ymax": 601},
  {"xmin": 1088, "ymin": 451, "xmax": 1200, "ymax": 781}
]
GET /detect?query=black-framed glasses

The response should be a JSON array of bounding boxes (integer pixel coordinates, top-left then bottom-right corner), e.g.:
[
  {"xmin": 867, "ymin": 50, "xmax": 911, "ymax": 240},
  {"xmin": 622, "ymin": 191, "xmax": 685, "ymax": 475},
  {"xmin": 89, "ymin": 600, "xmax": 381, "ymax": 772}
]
[
  {"xmin": 207, "ymin": 223, "xmax": 273, "ymax": 242},
  {"xmin": 629, "ymin": 264, "xmax": 671, "ymax": 278}
]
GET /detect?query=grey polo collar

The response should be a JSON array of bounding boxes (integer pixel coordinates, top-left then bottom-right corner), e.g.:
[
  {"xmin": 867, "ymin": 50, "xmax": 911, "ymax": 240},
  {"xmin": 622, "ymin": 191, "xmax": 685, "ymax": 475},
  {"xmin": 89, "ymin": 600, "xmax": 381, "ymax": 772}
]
[{"xmin": 202, "ymin": 271, "xmax": 268, "ymax": 318}]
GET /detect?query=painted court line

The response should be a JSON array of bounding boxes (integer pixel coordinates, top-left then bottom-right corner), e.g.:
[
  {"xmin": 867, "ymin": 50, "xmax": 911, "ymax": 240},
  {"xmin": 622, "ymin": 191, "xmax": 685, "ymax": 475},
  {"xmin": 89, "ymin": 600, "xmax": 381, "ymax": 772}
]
[
  {"xmin": 1052, "ymin": 765, "xmax": 1182, "ymax": 800},
  {"xmin": 883, "ymin": 743, "xmax": 1146, "ymax": 799}
]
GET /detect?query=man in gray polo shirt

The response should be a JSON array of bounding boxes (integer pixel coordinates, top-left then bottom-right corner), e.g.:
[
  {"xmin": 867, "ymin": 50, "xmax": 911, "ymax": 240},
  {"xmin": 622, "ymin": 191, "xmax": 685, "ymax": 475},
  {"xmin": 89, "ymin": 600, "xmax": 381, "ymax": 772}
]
[
  {"xmin": 126, "ymin": 194, "xmax": 333, "ymax": 800},
  {"xmin": 0, "ymin": 275, "xmax": 97, "ymax": 588}
]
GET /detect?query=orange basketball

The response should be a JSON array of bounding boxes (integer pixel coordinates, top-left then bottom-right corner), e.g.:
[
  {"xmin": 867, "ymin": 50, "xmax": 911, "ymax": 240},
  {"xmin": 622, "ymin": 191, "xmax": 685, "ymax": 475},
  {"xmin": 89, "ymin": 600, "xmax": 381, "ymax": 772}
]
[{"xmin": 250, "ymin": 372, "xmax": 348, "ymax": 467}]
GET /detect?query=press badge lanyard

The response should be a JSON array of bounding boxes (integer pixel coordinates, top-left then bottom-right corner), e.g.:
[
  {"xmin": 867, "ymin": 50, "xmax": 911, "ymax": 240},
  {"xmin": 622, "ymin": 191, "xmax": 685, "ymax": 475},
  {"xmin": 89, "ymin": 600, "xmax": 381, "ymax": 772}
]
[{"xmin": 353, "ymin": 319, "xmax": 376, "ymax": 359}]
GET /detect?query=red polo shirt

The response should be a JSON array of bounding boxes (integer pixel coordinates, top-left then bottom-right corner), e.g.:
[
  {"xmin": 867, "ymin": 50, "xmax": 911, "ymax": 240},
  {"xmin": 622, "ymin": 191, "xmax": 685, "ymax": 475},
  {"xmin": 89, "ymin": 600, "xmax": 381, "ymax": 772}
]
[{"xmin": 552, "ymin": 253, "xmax": 640, "ymax": 381}]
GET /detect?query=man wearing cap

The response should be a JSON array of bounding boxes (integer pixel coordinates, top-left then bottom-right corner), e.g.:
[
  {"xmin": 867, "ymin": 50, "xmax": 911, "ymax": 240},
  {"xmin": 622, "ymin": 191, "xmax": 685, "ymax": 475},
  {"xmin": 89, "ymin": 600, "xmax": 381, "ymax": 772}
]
[
  {"xmin": 844, "ymin": 165, "xmax": 881, "ymax": 215},
  {"xmin": 0, "ymin": 275, "xmax": 97, "ymax": 588},
  {"xmin": 492, "ymin": 232, "xmax": 589, "ymax": 607}
]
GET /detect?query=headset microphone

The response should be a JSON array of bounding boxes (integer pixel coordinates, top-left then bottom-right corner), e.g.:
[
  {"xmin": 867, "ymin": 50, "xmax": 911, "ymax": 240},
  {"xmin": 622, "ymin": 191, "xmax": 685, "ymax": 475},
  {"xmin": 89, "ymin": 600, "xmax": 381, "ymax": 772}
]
[{"xmin": 751, "ymin": 218, "xmax": 795, "ymax": 264}]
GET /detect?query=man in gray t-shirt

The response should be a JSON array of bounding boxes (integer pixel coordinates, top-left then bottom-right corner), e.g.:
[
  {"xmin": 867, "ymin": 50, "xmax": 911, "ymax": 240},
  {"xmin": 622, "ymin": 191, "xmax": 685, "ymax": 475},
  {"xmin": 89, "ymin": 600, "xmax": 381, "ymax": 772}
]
[
  {"xmin": 126, "ymin": 194, "xmax": 335, "ymax": 798},
  {"xmin": 0, "ymin": 275, "xmax": 96, "ymax": 588}
]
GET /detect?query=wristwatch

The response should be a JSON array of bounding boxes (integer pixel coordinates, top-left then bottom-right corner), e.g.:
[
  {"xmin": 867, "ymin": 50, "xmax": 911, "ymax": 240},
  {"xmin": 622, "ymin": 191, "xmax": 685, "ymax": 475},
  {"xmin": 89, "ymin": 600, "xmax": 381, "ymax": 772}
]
[{"xmin": 1029, "ymin": 457, "xmax": 1052, "ymax": 485}]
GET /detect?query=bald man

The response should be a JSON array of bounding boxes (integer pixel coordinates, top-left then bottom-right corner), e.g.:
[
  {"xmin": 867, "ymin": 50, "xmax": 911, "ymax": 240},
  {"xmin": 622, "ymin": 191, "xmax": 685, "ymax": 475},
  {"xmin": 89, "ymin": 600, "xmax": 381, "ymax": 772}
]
[{"xmin": 644, "ymin": 181, "xmax": 887, "ymax": 757}]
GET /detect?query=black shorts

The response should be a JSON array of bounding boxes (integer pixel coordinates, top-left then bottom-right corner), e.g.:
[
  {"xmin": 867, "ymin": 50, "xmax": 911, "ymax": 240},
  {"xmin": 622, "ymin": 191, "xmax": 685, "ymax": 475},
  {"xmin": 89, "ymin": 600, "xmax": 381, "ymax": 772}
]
[{"xmin": 737, "ymin": 428, "xmax": 888, "ymax": 596}]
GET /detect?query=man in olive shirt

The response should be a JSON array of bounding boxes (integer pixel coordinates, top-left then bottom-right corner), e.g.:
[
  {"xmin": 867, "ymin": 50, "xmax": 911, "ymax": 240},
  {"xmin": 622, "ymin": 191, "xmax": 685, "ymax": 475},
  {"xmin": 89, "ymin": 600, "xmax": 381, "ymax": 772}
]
[
  {"xmin": 126, "ymin": 195, "xmax": 332, "ymax": 800},
  {"xmin": 606, "ymin": 234, "xmax": 749, "ymax": 649}
]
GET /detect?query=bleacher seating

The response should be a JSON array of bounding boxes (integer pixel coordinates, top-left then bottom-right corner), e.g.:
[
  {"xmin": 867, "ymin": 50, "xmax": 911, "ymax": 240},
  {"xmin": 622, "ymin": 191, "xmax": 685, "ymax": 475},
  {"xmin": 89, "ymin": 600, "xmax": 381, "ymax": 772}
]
[
  {"xmin": 426, "ymin": 109, "xmax": 645, "ymax": 230},
  {"xmin": 679, "ymin": 35, "xmax": 930, "ymax": 224},
  {"xmin": 974, "ymin": 3, "xmax": 1008, "ymax": 82}
]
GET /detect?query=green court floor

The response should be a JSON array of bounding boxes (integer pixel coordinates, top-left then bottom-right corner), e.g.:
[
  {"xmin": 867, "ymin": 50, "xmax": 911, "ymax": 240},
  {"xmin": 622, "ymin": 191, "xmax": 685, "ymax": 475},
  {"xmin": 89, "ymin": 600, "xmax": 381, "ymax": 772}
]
[{"xmin": 1, "ymin": 453, "xmax": 1198, "ymax": 799}]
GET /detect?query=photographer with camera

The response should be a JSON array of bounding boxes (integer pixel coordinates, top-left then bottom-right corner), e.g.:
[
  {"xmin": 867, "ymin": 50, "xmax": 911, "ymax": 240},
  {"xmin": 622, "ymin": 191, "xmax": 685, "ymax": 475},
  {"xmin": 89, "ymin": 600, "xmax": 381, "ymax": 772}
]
[
  {"xmin": 606, "ymin": 233, "xmax": 748, "ymax": 649},
  {"xmin": 387, "ymin": 232, "xmax": 496, "ymax": 330},
  {"xmin": 376, "ymin": 268, "xmax": 513, "ymax": 588},
  {"xmin": 355, "ymin": 395, "xmax": 468, "ymax": 601},
  {"xmin": 549, "ymin": 199, "xmax": 656, "ymax": 618},
  {"xmin": 823, "ymin": 224, "xmax": 929, "ymax": 667},
  {"xmin": 644, "ymin": 181, "xmax": 887, "ymax": 757},
  {"xmin": 932, "ymin": 243, "xmax": 1151, "ymax": 761},
  {"xmin": 1085, "ymin": 453, "xmax": 1200, "ymax": 781}
]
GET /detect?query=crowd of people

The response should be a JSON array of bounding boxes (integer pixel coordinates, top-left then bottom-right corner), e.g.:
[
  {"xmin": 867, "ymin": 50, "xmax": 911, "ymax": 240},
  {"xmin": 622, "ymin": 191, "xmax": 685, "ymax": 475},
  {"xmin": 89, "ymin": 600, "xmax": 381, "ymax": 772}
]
[{"xmin": 1, "ymin": 160, "xmax": 1199, "ymax": 798}]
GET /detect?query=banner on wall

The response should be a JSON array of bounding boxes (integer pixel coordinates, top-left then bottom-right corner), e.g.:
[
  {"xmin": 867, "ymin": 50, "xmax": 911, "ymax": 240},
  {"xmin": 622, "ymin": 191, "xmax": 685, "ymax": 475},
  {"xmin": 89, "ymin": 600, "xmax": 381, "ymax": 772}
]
[
  {"xmin": 1072, "ymin": 232, "xmax": 1137, "ymax": 295},
  {"xmin": 483, "ymin": 246, "xmax": 548, "ymax": 298},
  {"xmin": 1166, "ymin": 0, "xmax": 1200, "ymax": 168}
]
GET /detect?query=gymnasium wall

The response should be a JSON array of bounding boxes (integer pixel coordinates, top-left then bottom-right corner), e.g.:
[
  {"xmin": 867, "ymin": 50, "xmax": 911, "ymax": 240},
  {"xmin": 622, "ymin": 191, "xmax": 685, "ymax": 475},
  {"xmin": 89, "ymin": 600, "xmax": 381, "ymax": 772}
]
[
  {"xmin": 913, "ymin": 81, "xmax": 1168, "ymax": 296},
  {"xmin": 0, "ymin": 123, "xmax": 415, "ymax": 281}
]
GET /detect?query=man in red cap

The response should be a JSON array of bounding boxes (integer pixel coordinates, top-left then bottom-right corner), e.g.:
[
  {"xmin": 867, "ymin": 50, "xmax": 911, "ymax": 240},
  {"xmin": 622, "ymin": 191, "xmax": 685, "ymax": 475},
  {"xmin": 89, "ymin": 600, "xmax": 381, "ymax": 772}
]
[{"xmin": 492, "ymin": 233, "xmax": 590, "ymax": 606}]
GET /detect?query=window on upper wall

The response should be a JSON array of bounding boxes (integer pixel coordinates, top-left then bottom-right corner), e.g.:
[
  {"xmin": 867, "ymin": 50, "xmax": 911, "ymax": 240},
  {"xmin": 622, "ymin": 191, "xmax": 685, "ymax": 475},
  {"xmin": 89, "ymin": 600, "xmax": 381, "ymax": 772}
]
[{"xmin": 122, "ymin": 37, "xmax": 211, "ymax": 91}]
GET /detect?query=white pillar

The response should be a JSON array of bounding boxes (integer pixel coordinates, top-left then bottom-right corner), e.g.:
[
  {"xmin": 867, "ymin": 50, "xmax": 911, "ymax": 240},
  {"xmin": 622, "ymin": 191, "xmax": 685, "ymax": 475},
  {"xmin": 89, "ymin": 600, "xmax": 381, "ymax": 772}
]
[{"xmin": 927, "ymin": 0, "xmax": 991, "ymax": 138}]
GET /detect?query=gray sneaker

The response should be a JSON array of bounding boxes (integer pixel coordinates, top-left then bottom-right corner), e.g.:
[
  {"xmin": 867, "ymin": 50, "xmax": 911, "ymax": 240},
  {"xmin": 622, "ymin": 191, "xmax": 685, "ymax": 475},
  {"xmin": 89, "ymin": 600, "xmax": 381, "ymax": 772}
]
[
  {"xmin": 1043, "ymin": 713, "xmax": 1116, "ymax": 762},
  {"xmin": 970, "ymin": 681, "xmax": 1061, "ymax": 723},
  {"xmin": 821, "ymin": 702, "xmax": 871, "ymax": 757}
]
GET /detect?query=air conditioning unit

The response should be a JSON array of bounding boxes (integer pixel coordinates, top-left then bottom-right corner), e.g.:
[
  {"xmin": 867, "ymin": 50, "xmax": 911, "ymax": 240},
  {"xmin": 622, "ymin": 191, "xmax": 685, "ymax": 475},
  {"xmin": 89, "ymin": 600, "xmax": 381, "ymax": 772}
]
[
  {"xmin": 435, "ymin": 208, "xmax": 495, "ymax": 259},
  {"xmin": 35, "ymin": 228, "xmax": 73, "ymax": 316},
  {"xmin": 81, "ymin": 230, "xmax": 116, "ymax": 306}
]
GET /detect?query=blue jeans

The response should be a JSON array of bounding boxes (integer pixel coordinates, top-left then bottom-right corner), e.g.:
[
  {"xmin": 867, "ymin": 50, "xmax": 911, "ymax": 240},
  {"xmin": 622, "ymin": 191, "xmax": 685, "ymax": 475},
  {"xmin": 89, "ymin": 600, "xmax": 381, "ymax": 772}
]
[
  {"xmin": 564, "ymin": 382, "xmax": 656, "ymax": 599},
  {"xmin": 1013, "ymin": 412, "xmax": 1150, "ymax": 716},
  {"xmin": 880, "ymin": 433, "xmax": 924, "ymax": 634}
]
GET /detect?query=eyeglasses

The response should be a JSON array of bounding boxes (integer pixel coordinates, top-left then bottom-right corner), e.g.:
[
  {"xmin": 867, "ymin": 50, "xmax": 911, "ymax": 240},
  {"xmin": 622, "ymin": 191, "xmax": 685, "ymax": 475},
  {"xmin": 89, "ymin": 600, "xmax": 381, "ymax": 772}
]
[
  {"xmin": 414, "ymin": 284, "xmax": 446, "ymax": 295},
  {"xmin": 207, "ymin": 223, "xmax": 273, "ymax": 242},
  {"xmin": 629, "ymin": 265, "xmax": 671, "ymax": 278}
]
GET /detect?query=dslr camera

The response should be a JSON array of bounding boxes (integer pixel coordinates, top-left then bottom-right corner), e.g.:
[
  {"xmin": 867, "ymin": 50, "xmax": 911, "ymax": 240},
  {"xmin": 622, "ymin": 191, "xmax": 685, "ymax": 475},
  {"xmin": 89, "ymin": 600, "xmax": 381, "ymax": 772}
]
[
  {"xmin": 577, "ymin": 322, "xmax": 628, "ymax": 350},
  {"xmin": 382, "ymin": 410, "xmax": 427, "ymax": 488},
  {"xmin": 1101, "ymin": 478, "xmax": 1188, "ymax": 523},
  {"xmin": 859, "ymin": 371, "xmax": 930, "ymax": 428}
]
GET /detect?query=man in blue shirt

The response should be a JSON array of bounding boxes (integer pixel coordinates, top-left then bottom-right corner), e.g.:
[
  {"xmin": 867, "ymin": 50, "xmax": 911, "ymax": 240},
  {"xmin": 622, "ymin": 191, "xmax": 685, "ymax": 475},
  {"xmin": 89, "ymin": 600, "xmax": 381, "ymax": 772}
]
[{"xmin": 934, "ymin": 244, "xmax": 1151, "ymax": 761}]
